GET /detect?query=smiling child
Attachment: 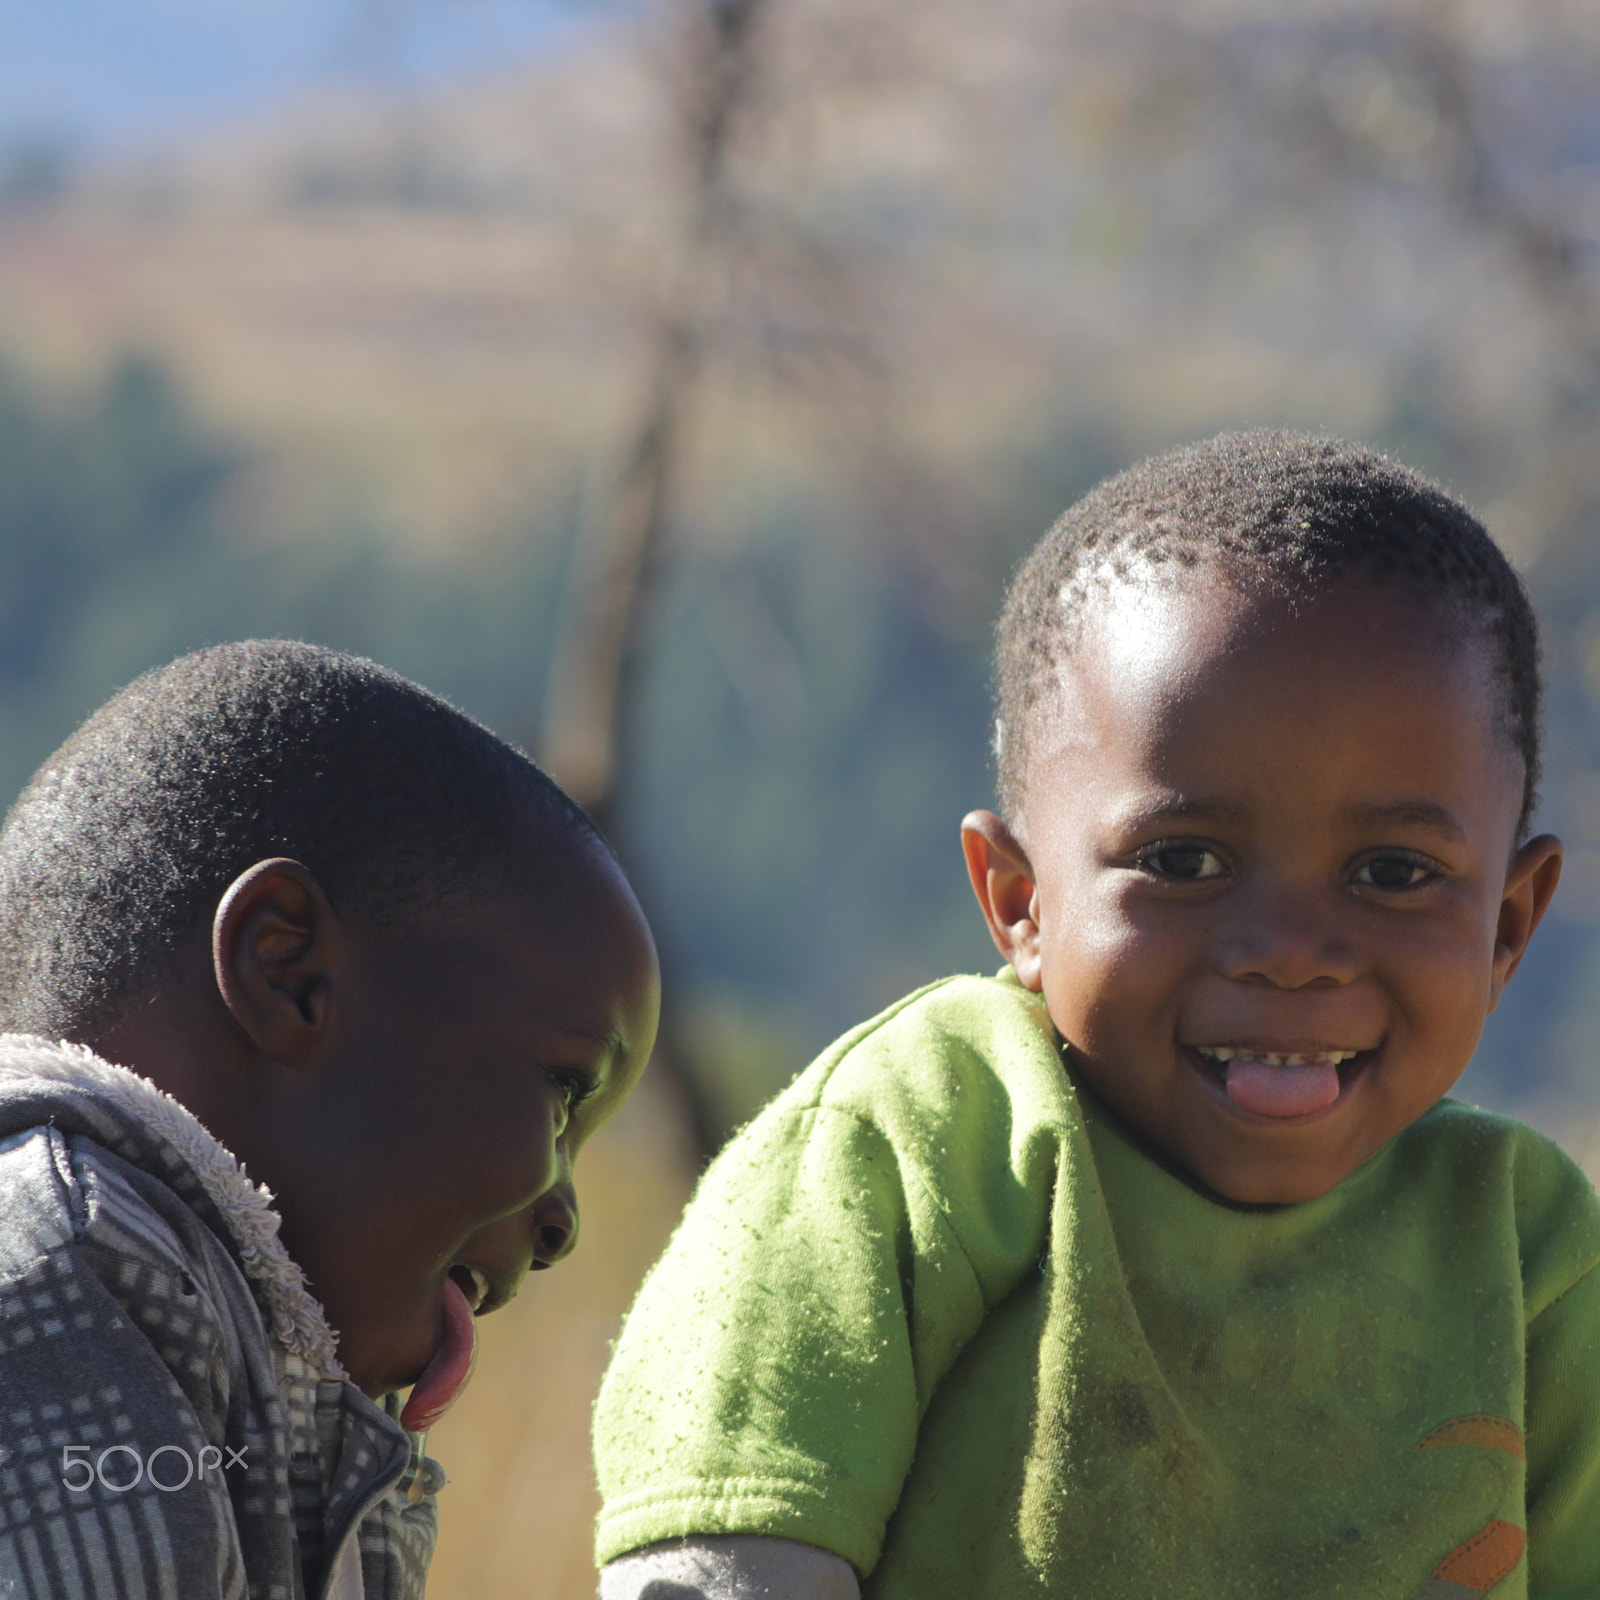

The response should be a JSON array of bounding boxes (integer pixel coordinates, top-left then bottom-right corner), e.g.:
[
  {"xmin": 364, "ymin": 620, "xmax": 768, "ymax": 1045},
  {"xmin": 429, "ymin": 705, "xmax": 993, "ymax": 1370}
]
[
  {"xmin": 0, "ymin": 641, "xmax": 658, "ymax": 1599},
  {"xmin": 593, "ymin": 433, "xmax": 1600, "ymax": 1599}
]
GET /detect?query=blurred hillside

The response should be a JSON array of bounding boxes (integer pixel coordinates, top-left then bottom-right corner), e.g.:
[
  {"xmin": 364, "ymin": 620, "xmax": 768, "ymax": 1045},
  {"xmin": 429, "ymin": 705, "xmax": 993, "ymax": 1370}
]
[{"xmin": 4, "ymin": 2, "xmax": 1600, "ymax": 1594}]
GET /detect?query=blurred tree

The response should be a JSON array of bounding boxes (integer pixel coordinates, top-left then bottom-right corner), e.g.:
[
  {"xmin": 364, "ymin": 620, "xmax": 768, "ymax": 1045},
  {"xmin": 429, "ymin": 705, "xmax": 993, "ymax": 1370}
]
[{"xmin": 542, "ymin": 0, "xmax": 775, "ymax": 829}]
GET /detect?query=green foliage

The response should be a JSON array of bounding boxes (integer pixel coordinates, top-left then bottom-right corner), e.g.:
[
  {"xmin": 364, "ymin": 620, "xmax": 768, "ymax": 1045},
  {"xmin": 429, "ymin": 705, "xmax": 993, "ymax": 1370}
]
[
  {"xmin": 0, "ymin": 357, "xmax": 575, "ymax": 810},
  {"xmin": 0, "ymin": 355, "xmax": 232, "ymax": 687}
]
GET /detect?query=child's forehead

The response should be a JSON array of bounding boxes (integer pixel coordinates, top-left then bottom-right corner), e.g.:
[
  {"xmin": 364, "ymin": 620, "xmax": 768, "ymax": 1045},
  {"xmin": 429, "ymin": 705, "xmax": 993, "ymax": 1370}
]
[
  {"xmin": 1070, "ymin": 567, "xmax": 1489, "ymax": 707},
  {"xmin": 394, "ymin": 843, "xmax": 659, "ymax": 1047},
  {"xmin": 377, "ymin": 827, "xmax": 653, "ymax": 997},
  {"xmin": 1022, "ymin": 571, "xmax": 1515, "ymax": 817},
  {"xmin": 458, "ymin": 834, "xmax": 641, "ymax": 941}
]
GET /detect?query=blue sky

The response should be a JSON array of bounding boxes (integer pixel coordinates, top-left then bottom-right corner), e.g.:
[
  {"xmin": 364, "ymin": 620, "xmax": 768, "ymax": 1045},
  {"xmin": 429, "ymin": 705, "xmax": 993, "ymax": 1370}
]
[{"xmin": 0, "ymin": 1, "xmax": 608, "ymax": 152}]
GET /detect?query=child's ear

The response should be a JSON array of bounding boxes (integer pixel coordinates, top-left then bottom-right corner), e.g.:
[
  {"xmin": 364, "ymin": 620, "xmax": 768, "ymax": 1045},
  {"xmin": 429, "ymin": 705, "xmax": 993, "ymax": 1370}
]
[
  {"xmin": 212, "ymin": 859, "xmax": 344, "ymax": 1062},
  {"xmin": 961, "ymin": 810, "xmax": 1044, "ymax": 992},
  {"xmin": 1489, "ymin": 832, "xmax": 1564, "ymax": 1010}
]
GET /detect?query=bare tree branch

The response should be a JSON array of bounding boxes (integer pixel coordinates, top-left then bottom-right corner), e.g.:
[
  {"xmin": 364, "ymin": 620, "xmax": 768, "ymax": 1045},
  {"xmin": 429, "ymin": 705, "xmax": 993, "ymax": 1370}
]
[{"xmin": 542, "ymin": 0, "xmax": 775, "ymax": 827}]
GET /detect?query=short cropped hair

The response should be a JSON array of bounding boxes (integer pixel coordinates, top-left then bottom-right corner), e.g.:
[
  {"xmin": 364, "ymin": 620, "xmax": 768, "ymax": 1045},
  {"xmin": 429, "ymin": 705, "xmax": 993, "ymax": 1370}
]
[
  {"xmin": 995, "ymin": 430, "xmax": 1542, "ymax": 836},
  {"xmin": 0, "ymin": 640, "xmax": 599, "ymax": 1035}
]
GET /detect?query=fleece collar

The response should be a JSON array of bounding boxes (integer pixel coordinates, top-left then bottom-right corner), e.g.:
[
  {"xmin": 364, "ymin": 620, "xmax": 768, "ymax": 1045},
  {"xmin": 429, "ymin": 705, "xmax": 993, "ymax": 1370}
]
[{"xmin": 0, "ymin": 1033, "xmax": 346, "ymax": 1379}]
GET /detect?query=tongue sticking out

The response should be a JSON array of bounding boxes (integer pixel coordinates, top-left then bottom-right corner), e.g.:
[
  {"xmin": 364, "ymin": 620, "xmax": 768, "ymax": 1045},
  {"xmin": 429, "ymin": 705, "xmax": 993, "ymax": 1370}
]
[
  {"xmin": 1224, "ymin": 1057, "xmax": 1343, "ymax": 1118},
  {"xmin": 400, "ymin": 1274, "xmax": 479, "ymax": 1433}
]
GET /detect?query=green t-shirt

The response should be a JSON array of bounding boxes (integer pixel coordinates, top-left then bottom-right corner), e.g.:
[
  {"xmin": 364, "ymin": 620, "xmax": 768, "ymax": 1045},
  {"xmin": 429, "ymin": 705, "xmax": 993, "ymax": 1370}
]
[{"xmin": 594, "ymin": 973, "xmax": 1600, "ymax": 1598}]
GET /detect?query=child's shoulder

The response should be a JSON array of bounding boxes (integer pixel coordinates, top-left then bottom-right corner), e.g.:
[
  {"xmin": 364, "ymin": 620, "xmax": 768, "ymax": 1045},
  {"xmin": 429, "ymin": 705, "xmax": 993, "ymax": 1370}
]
[
  {"xmin": 0, "ymin": 1046, "xmax": 221, "ymax": 1293},
  {"xmin": 1394, "ymin": 1096, "xmax": 1600, "ymax": 1310},
  {"xmin": 1400, "ymin": 1094, "xmax": 1595, "ymax": 1193},
  {"xmin": 697, "ymin": 971, "xmax": 1083, "ymax": 1222},
  {"xmin": 0, "ymin": 1121, "xmax": 85, "ymax": 1265},
  {"xmin": 768, "ymin": 968, "xmax": 1067, "ymax": 1123}
]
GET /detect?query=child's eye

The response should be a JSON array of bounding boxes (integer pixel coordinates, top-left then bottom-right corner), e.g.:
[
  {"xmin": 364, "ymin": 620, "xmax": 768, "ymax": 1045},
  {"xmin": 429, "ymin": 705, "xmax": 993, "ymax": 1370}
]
[
  {"xmin": 1353, "ymin": 854, "xmax": 1437, "ymax": 891},
  {"xmin": 1135, "ymin": 843, "xmax": 1226, "ymax": 882},
  {"xmin": 550, "ymin": 1070, "xmax": 598, "ymax": 1115}
]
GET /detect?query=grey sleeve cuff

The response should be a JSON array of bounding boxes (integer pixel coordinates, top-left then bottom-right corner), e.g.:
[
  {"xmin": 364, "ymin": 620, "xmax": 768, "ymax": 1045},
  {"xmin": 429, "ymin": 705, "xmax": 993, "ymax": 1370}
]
[{"xmin": 598, "ymin": 1535, "xmax": 861, "ymax": 1600}]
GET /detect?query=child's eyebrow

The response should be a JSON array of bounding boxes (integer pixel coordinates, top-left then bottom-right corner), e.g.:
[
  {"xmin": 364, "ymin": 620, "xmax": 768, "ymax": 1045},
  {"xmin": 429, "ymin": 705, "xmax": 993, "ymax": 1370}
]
[
  {"xmin": 554, "ymin": 1025, "xmax": 628, "ymax": 1068},
  {"xmin": 1113, "ymin": 796, "xmax": 1248, "ymax": 832},
  {"xmin": 1110, "ymin": 795, "xmax": 1467, "ymax": 843},
  {"xmin": 1340, "ymin": 800, "xmax": 1466, "ymax": 842}
]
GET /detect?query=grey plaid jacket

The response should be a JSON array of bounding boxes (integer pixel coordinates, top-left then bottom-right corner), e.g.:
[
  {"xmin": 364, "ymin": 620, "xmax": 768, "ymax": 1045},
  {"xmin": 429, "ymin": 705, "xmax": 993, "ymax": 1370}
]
[{"xmin": 0, "ymin": 1035, "xmax": 442, "ymax": 1599}]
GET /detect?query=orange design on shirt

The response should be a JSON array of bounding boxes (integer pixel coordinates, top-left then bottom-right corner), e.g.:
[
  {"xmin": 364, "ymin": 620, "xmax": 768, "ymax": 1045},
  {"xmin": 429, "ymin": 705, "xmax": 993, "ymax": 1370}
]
[
  {"xmin": 1414, "ymin": 1416, "xmax": 1525, "ymax": 1459},
  {"xmin": 1429, "ymin": 1519, "xmax": 1526, "ymax": 1591}
]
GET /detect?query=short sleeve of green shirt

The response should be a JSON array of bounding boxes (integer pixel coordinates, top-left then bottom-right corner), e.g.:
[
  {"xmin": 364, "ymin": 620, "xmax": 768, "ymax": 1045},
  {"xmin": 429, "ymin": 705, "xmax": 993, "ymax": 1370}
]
[{"xmin": 594, "ymin": 975, "xmax": 1078, "ymax": 1573}]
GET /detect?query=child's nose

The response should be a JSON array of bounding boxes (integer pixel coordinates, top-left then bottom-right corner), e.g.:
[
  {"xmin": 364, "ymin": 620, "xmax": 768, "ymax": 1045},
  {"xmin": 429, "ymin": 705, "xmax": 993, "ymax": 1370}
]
[
  {"xmin": 529, "ymin": 1181, "xmax": 579, "ymax": 1268},
  {"xmin": 1214, "ymin": 886, "xmax": 1361, "ymax": 990}
]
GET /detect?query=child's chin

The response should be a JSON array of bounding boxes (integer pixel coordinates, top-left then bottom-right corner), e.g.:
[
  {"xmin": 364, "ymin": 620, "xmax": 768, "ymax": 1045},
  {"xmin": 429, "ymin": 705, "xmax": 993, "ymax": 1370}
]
[
  {"xmin": 339, "ymin": 1307, "xmax": 451, "ymax": 1403},
  {"xmin": 1184, "ymin": 1141, "xmax": 1366, "ymax": 1207}
]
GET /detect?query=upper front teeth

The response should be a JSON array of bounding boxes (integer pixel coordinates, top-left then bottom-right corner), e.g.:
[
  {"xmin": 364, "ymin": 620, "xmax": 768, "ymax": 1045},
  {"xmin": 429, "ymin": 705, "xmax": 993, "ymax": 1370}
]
[
  {"xmin": 1198, "ymin": 1048, "xmax": 1360, "ymax": 1066},
  {"xmin": 462, "ymin": 1266, "xmax": 490, "ymax": 1310}
]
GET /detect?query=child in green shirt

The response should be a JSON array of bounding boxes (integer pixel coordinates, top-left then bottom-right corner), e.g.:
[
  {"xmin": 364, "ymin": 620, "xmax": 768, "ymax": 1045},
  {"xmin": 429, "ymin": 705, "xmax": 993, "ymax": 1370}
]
[{"xmin": 594, "ymin": 432, "xmax": 1600, "ymax": 1599}]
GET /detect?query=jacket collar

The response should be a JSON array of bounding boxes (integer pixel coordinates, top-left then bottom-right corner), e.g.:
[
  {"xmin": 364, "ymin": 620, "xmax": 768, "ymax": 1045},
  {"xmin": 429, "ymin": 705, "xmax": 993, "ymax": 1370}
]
[{"xmin": 0, "ymin": 1032, "xmax": 345, "ymax": 1379}]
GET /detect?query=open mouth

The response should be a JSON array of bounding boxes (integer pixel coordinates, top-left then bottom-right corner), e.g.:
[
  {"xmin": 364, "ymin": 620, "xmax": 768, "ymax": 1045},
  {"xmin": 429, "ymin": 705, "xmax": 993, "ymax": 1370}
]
[
  {"xmin": 1185, "ymin": 1044, "xmax": 1375, "ymax": 1119},
  {"xmin": 447, "ymin": 1263, "xmax": 493, "ymax": 1316}
]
